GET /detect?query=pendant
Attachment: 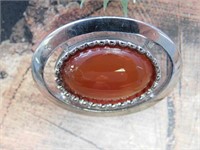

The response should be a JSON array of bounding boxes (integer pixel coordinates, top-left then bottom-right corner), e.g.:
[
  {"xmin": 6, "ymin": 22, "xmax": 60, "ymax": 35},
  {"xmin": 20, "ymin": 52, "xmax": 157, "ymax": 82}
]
[{"xmin": 32, "ymin": 17, "xmax": 181, "ymax": 115}]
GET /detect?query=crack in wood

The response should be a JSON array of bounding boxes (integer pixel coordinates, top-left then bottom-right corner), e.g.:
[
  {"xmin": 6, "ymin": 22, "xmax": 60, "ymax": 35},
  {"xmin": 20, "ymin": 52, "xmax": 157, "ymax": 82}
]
[
  {"xmin": 31, "ymin": 113, "xmax": 104, "ymax": 150},
  {"xmin": 166, "ymin": 97, "xmax": 176, "ymax": 150},
  {"xmin": 82, "ymin": 1, "xmax": 111, "ymax": 18},
  {"xmin": 178, "ymin": 3, "xmax": 182, "ymax": 97},
  {"xmin": 76, "ymin": 4, "xmax": 104, "ymax": 20},
  {"xmin": 0, "ymin": 71, "xmax": 8, "ymax": 79},
  {"xmin": 15, "ymin": 48, "xmax": 33, "ymax": 56},
  {"xmin": 0, "ymin": 66, "xmax": 31, "ymax": 127}
]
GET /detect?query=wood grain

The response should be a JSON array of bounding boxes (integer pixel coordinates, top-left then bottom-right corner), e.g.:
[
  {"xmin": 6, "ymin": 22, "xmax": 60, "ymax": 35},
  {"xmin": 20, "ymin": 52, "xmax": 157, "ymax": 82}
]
[{"xmin": 0, "ymin": 0, "xmax": 199, "ymax": 149}]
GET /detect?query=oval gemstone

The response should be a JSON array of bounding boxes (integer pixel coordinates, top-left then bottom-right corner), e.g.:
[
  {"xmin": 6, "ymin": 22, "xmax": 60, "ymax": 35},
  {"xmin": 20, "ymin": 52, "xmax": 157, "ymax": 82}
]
[{"xmin": 60, "ymin": 46, "xmax": 156, "ymax": 104}]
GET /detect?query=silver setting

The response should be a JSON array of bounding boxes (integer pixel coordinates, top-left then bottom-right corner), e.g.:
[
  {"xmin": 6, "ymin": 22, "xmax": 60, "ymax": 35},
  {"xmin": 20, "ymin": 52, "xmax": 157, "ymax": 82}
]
[
  {"xmin": 32, "ymin": 17, "xmax": 181, "ymax": 115},
  {"xmin": 54, "ymin": 39, "xmax": 161, "ymax": 111}
]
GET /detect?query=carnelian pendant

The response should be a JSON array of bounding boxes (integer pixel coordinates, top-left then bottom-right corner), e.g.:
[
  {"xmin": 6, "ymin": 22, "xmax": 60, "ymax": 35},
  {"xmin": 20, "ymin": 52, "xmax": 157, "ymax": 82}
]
[{"xmin": 59, "ymin": 43, "xmax": 156, "ymax": 104}]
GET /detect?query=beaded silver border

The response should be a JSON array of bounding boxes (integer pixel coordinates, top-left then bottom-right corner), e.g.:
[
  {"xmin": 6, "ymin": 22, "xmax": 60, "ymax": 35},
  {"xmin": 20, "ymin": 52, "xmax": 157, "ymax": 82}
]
[{"xmin": 54, "ymin": 39, "xmax": 161, "ymax": 111}]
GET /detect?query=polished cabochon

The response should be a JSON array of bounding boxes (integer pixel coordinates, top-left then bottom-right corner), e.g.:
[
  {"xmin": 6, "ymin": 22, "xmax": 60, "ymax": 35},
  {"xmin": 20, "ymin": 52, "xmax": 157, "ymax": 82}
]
[{"xmin": 32, "ymin": 17, "xmax": 182, "ymax": 115}]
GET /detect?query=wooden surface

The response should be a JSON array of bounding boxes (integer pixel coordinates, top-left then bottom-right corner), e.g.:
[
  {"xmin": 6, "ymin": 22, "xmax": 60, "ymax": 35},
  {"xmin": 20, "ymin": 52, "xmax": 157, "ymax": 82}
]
[{"xmin": 0, "ymin": 0, "xmax": 200, "ymax": 149}]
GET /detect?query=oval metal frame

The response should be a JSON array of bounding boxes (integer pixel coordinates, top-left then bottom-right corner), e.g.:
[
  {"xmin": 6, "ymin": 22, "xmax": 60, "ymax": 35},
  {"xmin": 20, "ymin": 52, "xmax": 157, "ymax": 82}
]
[{"xmin": 32, "ymin": 16, "xmax": 182, "ymax": 115}]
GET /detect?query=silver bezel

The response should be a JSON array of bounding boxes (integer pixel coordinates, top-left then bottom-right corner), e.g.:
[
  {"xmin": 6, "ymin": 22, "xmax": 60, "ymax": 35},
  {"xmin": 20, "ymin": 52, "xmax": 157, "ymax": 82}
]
[{"xmin": 54, "ymin": 39, "xmax": 161, "ymax": 111}]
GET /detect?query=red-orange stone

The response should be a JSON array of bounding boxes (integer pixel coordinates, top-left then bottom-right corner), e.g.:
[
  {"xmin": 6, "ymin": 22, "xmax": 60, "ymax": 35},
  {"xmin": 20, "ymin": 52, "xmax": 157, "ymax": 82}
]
[{"xmin": 60, "ymin": 46, "xmax": 156, "ymax": 104}]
